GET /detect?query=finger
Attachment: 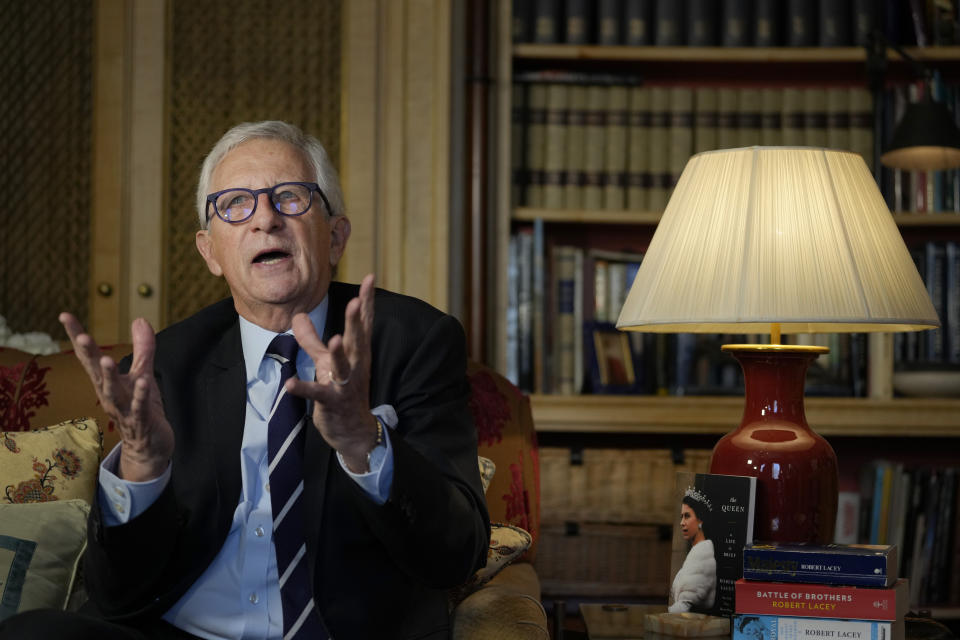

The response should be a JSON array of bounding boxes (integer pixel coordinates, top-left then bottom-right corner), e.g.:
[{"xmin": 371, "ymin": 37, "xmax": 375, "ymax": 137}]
[
  {"xmin": 59, "ymin": 312, "xmax": 105, "ymax": 386},
  {"xmin": 341, "ymin": 296, "xmax": 362, "ymax": 359},
  {"xmin": 325, "ymin": 334, "xmax": 351, "ymax": 383},
  {"xmin": 99, "ymin": 355, "xmax": 129, "ymax": 414},
  {"xmin": 343, "ymin": 275, "xmax": 375, "ymax": 361},
  {"xmin": 358, "ymin": 273, "xmax": 375, "ymax": 334},
  {"xmin": 129, "ymin": 318, "xmax": 157, "ymax": 378},
  {"xmin": 130, "ymin": 375, "xmax": 152, "ymax": 430},
  {"xmin": 59, "ymin": 312, "xmax": 86, "ymax": 345},
  {"xmin": 291, "ymin": 313, "xmax": 328, "ymax": 362},
  {"xmin": 285, "ymin": 376, "xmax": 334, "ymax": 403}
]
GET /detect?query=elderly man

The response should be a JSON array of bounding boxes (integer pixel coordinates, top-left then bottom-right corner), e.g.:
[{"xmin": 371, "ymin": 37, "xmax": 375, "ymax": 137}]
[{"xmin": 0, "ymin": 121, "xmax": 489, "ymax": 639}]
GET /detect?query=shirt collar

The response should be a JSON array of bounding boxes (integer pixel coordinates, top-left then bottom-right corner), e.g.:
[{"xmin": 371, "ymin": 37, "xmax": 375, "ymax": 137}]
[{"xmin": 238, "ymin": 298, "xmax": 329, "ymax": 383}]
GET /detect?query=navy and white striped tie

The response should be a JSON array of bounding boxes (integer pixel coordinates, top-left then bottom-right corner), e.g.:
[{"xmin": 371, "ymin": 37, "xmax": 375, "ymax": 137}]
[{"xmin": 266, "ymin": 334, "xmax": 328, "ymax": 640}]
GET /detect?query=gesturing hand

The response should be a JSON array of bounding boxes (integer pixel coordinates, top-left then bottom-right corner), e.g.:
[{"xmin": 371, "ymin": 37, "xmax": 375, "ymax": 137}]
[
  {"xmin": 59, "ymin": 313, "xmax": 175, "ymax": 482},
  {"xmin": 285, "ymin": 273, "xmax": 378, "ymax": 473}
]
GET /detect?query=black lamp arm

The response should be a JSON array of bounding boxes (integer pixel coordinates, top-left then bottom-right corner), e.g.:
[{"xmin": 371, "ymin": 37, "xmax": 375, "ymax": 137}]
[{"xmin": 866, "ymin": 29, "xmax": 932, "ymax": 90}]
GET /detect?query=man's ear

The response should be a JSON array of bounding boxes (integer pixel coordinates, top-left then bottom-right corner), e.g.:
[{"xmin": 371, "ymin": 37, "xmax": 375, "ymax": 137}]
[
  {"xmin": 195, "ymin": 230, "xmax": 224, "ymax": 277},
  {"xmin": 329, "ymin": 216, "xmax": 351, "ymax": 266}
]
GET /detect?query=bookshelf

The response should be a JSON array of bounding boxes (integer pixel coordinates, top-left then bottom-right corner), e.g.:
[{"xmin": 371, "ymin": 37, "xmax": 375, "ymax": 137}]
[
  {"xmin": 529, "ymin": 394, "xmax": 960, "ymax": 437},
  {"xmin": 494, "ymin": 6, "xmax": 960, "ymax": 429},
  {"xmin": 493, "ymin": 0, "xmax": 960, "ymax": 612}
]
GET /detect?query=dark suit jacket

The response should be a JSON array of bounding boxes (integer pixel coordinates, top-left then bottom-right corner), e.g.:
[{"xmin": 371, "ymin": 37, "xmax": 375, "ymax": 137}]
[{"xmin": 83, "ymin": 282, "xmax": 490, "ymax": 639}]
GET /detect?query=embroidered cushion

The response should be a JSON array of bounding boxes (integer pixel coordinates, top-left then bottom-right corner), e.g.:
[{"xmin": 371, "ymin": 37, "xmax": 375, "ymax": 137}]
[
  {"xmin": 478, "ymin": 456, "xmax": 496, "ymax": 494},
  {"xmin": 451, "ymin": 522, "xmax": 532, "ymax": 607},
  {"xmin": 477, "ymin": 523, "xmax": 532, "ymax": 584},
  {"xmin": 0, "ymin": 418, "xmax": 102, "ymax": 505},
  {"xmin": 0, "ymin": 499, "xmax": 89, "ymax": 620}
]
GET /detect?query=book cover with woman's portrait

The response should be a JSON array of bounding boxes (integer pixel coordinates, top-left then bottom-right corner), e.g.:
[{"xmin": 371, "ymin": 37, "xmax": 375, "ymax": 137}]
[{"xmin": 668, "ymin": 471, "xmax": 757, "ymax": 617}]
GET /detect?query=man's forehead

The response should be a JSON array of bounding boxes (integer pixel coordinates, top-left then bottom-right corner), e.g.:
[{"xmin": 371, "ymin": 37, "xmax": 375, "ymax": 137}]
[{"xmin": 211, "ymin": 138, "xmax": 312, "ymax": 187}]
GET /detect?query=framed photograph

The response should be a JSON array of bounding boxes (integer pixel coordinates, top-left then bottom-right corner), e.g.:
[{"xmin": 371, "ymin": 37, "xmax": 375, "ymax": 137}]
[{"xmin": 585, "ymin": 322, "xmax": 642, "ymax": 393}]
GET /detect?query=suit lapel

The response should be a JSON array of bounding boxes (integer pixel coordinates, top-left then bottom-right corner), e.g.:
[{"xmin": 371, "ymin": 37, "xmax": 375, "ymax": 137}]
[{"xmin": 204, "ymin": 321, "xmax": 246, "ymax": 519}]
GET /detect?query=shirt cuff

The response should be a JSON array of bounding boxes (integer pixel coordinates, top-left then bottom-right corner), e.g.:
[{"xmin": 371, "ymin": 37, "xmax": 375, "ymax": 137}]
[
  {"xmin": 336, "ymin": 404, "xmax": 397, "ymax": 505},
  {"xmin": 98, "ymin": 444, "xmax": 172, "ymax": 526}
]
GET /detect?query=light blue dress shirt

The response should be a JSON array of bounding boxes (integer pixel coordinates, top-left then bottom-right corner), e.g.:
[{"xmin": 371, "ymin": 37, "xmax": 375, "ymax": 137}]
[{"xmin": 97, "ymin": 299, "xmax": 396, "ymax": 640}]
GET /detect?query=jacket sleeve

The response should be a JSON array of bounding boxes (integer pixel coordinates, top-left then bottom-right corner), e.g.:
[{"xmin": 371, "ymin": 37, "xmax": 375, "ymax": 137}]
[{"xmin": 348, "ymin": 312, "xmax": 491, "ymax": 589}]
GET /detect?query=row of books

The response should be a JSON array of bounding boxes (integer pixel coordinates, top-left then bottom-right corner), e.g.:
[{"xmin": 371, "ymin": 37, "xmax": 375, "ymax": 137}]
[
  {"xmin": 512, "ymin": 76, "xmax": 875, "ymax": 213},
  {"xmin": 513, "ymin": 0, "xmax": 944, "ymax": 48},
  {"xmin": 838, "ymin": 462, "xmax": 959, "ymax": 606},
  {"xmin": 895, "ymin": 242, "xmax": 960, "ymax": 366},
  {"xmin": 734, "ymin": 544, "xmax": 907, "ymax": 640},
  {"xmin": 506, "ymin": 230, "xmax": 872, "ymax": 396}
]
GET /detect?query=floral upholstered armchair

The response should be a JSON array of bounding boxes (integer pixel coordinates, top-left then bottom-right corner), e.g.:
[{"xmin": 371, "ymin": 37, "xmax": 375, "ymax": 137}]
[{"xmin": 0, "ymin": 346, "xmax": 547, "ymax": 638}]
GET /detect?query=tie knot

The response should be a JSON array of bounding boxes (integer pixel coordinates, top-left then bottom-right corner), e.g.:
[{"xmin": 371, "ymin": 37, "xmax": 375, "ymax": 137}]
[{"xmin": 267, "ymin": 333, "xmax": 299, "ymax": 364}]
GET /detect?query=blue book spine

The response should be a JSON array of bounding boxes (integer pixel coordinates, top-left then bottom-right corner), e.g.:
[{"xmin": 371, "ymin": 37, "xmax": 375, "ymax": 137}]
[
  {"xmin": 742, "ymin": 544, "xmax": 896, "ymax": 587},
  {"xmin": 926, "ymin": 242, "xmax": 946, "ymax": 362},
  {"xmin": 947, "ymin": 242, "xmax": 960, "ymax": 364},
  {"xmin": 733, "ymin": 615, "xmax": 893, "ymax": 640}
]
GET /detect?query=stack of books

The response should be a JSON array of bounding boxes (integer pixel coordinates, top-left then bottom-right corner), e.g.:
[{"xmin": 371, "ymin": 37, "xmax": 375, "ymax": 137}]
[{"xmin": 732, "ymin": 543, "xmax": 908, "ymax": 640}]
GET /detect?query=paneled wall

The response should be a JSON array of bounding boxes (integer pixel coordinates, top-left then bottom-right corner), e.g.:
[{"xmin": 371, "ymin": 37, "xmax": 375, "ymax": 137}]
[
  {"xmin": 1, "ymin": 0, "xmax": 455, "ymax": 343},
  {"xmin": 0, "ymin": 1, "xmax": 94, "ymax": 338},
  {"xmin": 166, "ymin": 0, "xmax": 342, "ymax": 325}
]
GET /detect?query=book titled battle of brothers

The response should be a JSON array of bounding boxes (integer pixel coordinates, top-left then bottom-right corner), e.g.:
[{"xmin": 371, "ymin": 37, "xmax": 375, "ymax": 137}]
[{"xmin": 669, "ymin": 471, "xmax": 757, "ymax": 617}]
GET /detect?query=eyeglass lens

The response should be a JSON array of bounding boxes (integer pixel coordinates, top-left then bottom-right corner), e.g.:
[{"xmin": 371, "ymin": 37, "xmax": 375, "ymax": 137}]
[{"xmin": 216, "ymin": 183, "xmax": 314, "ymax": 222}]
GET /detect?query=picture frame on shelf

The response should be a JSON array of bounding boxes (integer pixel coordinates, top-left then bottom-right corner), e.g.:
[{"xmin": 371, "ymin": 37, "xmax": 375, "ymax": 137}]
[{"xmin": 586, "ymin": 321, "xmax": 643, "ymax": 394}]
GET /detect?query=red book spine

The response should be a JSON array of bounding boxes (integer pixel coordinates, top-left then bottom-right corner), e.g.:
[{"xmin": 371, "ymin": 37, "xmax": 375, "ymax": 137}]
[{"xmin": 734, "ymin": 579, "xmax": 908, "ymax": 621}]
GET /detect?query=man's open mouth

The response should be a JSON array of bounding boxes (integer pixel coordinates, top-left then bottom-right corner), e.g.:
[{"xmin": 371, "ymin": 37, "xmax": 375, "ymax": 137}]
[{"xmin": 253, "ymin": 250, "xmax": 290, "ymax": 265}]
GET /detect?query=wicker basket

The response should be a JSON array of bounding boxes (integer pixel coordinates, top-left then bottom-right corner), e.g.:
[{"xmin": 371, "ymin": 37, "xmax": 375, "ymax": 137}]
[
  {"xmin": 539, "ymin": 447, "xmax": 713, "ymax": 526},
  {"xmin": 533, "ymin": 522, "xmax": 673, "ymax": 597}
]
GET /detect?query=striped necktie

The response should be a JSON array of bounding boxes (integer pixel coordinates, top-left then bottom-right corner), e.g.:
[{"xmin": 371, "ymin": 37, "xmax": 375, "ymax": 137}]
[{"xmin": 266, "ymin": 334, "xmax": 328, "ymax": 640}]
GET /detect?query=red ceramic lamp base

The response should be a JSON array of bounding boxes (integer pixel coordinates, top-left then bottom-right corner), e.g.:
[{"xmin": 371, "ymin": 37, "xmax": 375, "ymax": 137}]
[{"xmin": 709, "ymin": 345, "xmax": 838, "ymax": 544}]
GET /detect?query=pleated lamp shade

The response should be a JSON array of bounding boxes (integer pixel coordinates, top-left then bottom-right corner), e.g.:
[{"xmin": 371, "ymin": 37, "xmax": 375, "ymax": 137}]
[{"xmin": 616, "ymin": 146, "xmax": 940, "ymax": 335}]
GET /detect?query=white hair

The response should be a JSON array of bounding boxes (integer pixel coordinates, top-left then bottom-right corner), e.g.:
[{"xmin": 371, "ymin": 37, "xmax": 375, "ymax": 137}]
[{"xmin": 195, "ymin": 120, "xmax": 345, "ymax": 229}]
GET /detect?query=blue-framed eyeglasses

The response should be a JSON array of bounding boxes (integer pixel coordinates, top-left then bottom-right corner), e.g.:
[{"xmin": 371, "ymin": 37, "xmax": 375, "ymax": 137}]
[{"xmin": 205, "ymin": 181, "xmax": 332, "ymax": 224}]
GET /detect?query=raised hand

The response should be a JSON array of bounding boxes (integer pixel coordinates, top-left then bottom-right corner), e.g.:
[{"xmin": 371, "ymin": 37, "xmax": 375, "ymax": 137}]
[
  {"xmin": 59, "ymin": 314, "xmax": 175, "ymax": 482},
  {"xmin": 286, "ymin": 273, "xmax": 378, "ymax": 472}
]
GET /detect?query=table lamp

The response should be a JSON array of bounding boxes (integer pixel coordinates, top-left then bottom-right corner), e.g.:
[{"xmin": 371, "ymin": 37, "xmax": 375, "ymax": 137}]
[{"xmin": 616, "ymin": 147, "xmax": 940, "ymax": 544}]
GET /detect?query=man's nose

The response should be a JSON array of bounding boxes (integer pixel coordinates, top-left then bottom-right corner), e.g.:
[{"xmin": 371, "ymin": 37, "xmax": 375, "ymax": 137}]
[{"xmin": 250, "ymin": 192, "xmax": 283, "ymax": 229}]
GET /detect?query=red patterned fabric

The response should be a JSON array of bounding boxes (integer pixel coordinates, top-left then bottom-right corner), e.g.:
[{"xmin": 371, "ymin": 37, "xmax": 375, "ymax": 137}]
[
  {"xmin": 0, "ymin": 358, "xmax": 51, "ymax": 431},
  {"xmin": 0, "ymin": 346, "xmax": 129, "ymax": 453},
  {"xmin": 467, "ymin": 361, "xmax": 540, "ymax": 562}
]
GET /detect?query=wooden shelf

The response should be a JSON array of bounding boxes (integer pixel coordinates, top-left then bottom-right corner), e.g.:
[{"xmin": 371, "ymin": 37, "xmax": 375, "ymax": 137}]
[
  {"xmin": 513, "ymin": 208, "xmax": 662, "ymax": 224},
  {"xmin": 530, "ymin": 394, "xmax": 960, "ymax": 437},
  {"xmin": 515, "ymin": 208, "xmax": 960, "ymax": 227},
  {"xmin": 514, "ymin": 45, "xmax": 960, "ymax": 64},
  {"xmin": 892, "ymin": 213, "xmax": 960, "ymax": 226}
]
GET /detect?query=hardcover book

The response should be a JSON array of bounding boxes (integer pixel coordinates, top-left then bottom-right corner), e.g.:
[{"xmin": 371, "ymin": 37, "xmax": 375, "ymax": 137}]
[
  {"xmin": 626, "ymin": 85, "xmax": 651, "ymax": 210},
  {"xmin": 668, "ymin": 471, "xmax": 757, "ymax": 617},
  {"xmin": 733, "ymin": 614, "xmax": 903, "ymax": 640},
  {"xmin": 693, "ymin": 87, "xmax": 718, "ymax": 154},
  {"xmin": 647, "ymin": 86, "xmax": 670, "ymax": 211},
  {"xmin": 742, "ymin": 543, "xmax": 898, "ymax": 587},
  {"xmin": 603, "ymin": 85, "xmax": 629, "ymax": 210},
  {"xmin": 542, "ymin": 82, "xmax": 569, "ymax": 209},
  {"xmin": 625, "ymin": 0, "xmax": 653, "ymax": 45},
  {"xmin": 564, "ymin": 84, "xmax": 588, "ymax": 210},
  {"xmin": 582, "ymin": 84, "xmax": 608, "ymax": 210},
  {"xmin": 734, "ymin": 578, "xmax": 909, "ymax": 622},
  {"xmin": 667, "ymin": 87, "xmax": 694, "ymax": 200},
  {"xmin": 596, "ymin": 0, "xmax": 622, "ymax": 45},
  {"xmin": 754, "ymin": 0, "xmax": 781, "ymax": 46}
]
